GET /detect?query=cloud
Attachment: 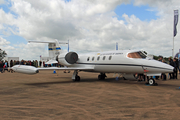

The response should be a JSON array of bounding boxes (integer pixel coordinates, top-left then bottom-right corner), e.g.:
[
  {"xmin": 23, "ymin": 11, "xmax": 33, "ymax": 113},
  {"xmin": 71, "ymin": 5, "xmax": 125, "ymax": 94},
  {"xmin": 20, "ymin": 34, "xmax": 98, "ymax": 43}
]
[
  {"xmin": 0, "ymin": 0, "xmax": 4, "ymax": 5},
  {"xmin": 0, "ymin": 36, "xmax": 10, "ymax": 45},
  {"xmin": 0, "ymin": 37, "xmax": 14, "ymax": 56},
  {"xmin": 134, "ymin": 0, "xmax": 180, "ymax": 16},
  {"xmin": 0, "ymin": 0, "xmax": 180, "ymax": 60},
  {"xmin": 9, "ymin": 43, "xmax": 48, "ymax": 60}
]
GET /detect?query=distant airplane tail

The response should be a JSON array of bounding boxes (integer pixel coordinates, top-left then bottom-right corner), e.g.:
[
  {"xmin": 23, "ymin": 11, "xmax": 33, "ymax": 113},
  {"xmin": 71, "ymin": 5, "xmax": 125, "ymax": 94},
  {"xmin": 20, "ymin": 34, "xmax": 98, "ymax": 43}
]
[{"xmin": 28, "ymin": 39, "xmax": 68, "ymax": 59}]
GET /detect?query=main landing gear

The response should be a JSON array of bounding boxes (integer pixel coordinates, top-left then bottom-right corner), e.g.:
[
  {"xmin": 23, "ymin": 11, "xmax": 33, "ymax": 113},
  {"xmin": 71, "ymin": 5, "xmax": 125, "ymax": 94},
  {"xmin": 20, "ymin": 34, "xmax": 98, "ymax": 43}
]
[
  {"xmin": 98, "ymin": 73, "xmax": 107, "ymax": 80},
  {"xmin": 72, "ymin": 71, "xmax": 107, "ymax": 82},
  {"xmin": 72, "ymin": 70, "xmax": 80, "ymax": 82}
]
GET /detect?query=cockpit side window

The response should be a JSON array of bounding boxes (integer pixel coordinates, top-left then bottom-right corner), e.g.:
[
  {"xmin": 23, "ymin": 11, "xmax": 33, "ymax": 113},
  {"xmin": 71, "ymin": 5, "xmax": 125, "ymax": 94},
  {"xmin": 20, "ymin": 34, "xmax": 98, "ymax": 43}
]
[{"xmin": 127, "ymin": 51, "xmax": 146, "ymax": 59}]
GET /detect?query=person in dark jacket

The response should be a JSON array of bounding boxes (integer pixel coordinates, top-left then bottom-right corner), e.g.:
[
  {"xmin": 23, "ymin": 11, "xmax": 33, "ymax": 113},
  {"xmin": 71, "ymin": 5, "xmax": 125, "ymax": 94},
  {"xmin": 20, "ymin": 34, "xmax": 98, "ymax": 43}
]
[
  {"xmin": 10, "ymin": 60, "xmax": 14, "ymax": 73},
  {"xmin": 175, "ymin": 58, "xmax": 179, "ymax": 73},
  {"xmin": 173, "ymin": 58, "xmax": 178, "ymax": 79},
  {"xmin": 0, "ymin": 61, "xmax": 3, "ymax": 73},
  {"xmin": 10, "ymin": 60, "xmax": 13, "ymax": 67},
  {"xmin": 169, "ymin": 57, "xmax": 174, "ymax": 79},
  {"xmin": 161, "ymin": 59, "xmax": 167, "ymax": 80}
]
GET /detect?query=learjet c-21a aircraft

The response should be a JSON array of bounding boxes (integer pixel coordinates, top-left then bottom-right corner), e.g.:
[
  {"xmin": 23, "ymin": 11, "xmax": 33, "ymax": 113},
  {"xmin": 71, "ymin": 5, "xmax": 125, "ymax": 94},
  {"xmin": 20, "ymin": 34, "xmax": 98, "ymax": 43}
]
[{"xmin": 12, "ymin": 40, "xmax": 174, "ymax": 85}]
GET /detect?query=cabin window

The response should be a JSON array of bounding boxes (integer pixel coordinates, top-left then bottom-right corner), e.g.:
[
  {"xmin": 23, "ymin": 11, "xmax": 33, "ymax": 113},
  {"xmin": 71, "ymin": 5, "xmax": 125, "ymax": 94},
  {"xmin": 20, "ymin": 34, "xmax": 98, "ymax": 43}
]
[
  {"xmin": 87, "ymin": 57, "xmax": 90, "ymax": 61},
  {"xmin": 92, "ymin": 57, "xmax": 95, "ymax": 61},
  {"xmin": 103, "ymin": 56, "xmax": 106, "ymax": 60},
  {"xmin": 109, "ymin": 56, "xmax": 112, "ymax": 60},
  {"xmin": 97, "ymin": 56, "xmax": 100, "ymax": 61},
  {"xmin": 127, "ymin": 51, "xmax": 147, "ymax": 59}
]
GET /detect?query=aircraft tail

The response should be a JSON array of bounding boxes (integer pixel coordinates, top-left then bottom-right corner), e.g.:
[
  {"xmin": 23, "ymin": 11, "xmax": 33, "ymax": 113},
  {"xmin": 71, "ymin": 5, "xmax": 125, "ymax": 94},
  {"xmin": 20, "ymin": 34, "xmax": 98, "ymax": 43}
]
[{"xmin": 28, "ymin": 39, "xmax": 68, "ymax": 59}]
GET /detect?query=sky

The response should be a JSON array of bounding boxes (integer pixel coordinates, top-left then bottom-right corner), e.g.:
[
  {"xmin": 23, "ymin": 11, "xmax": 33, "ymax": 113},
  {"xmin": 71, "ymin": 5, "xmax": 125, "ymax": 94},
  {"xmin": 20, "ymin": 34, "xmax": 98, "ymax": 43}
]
[{"xmin": 0, "ymin": 0, "xmax": 180, "ymax": 60}]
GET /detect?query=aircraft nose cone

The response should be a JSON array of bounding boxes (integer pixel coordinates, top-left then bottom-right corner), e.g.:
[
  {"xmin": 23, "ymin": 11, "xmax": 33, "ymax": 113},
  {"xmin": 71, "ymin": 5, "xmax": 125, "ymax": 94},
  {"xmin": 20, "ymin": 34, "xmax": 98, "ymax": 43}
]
[{"xmin": 163, "ymin": 63, "xmax": 174, "ymax": 73}]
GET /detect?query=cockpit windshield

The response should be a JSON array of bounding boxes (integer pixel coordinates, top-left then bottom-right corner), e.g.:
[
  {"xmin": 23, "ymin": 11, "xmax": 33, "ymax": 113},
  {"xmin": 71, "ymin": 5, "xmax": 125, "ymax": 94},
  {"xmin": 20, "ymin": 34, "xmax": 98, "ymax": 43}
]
[{"xmin": 127, "ymin": 51, "xmax": 147, "ymax": 59}]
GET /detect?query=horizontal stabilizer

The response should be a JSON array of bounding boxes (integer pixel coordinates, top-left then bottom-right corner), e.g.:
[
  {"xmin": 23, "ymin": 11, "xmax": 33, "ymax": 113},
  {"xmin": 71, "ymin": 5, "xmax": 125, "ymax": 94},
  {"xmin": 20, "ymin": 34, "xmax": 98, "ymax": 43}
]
[
  {"xmin": 28, "ymin": 41, "xmax": 56, "ymax": 43},
  {"xmin": 45, "ymin": 60, "xmax": 58, "ymax": 64},
  {"xmin": 28, "ymin": 40, "xmax": 68, "ymax": 44}
]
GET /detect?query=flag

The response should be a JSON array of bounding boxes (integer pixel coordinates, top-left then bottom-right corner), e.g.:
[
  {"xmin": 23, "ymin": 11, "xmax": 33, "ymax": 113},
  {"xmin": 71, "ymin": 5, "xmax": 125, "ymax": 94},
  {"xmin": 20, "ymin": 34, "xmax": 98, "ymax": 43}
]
[
  {"xmin": 116, "ymin": 42, "xmax": 118, "ymax": 50},
  {"xmin": 174, "ymin": 10, "xmax": 178, "ymax": 37}
]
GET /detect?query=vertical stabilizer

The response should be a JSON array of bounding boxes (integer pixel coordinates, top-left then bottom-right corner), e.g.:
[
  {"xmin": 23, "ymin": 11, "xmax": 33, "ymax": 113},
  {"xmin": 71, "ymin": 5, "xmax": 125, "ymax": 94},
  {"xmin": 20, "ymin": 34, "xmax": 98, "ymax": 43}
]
[
  {"xmin": 48, "ymin": 40, "xmax": 61, "ymax": 58},
  {"xmin": 28, "ymin": 39, "xmax": 68, "ymax": 59}
]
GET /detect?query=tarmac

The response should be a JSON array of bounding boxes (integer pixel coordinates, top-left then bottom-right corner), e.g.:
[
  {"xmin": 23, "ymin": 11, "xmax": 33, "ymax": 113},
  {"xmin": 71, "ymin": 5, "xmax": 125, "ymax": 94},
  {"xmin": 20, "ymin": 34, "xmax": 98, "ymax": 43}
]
[{"xmin": 1, "ymin": 70, "xmax": 180, "ymax": 120}]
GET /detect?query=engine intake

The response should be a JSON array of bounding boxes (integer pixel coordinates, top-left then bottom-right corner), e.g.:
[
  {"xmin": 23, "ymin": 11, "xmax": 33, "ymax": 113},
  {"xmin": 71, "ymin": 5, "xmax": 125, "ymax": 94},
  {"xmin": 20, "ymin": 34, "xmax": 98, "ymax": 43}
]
[
  {"xmin": 58, "ymin": 52, "xmax": 78, "ymax": 66},
  {"xmin": 65, "ymin": 52, "xmax": 78, "ymax": 64}
]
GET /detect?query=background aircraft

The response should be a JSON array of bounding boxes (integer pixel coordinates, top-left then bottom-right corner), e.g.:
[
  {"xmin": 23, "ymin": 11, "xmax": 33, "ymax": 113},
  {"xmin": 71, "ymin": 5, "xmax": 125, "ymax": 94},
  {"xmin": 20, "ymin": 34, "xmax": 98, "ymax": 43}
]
[{"xmin": 12, "ymin": 40, "xmax": 173, "ymax": 85}]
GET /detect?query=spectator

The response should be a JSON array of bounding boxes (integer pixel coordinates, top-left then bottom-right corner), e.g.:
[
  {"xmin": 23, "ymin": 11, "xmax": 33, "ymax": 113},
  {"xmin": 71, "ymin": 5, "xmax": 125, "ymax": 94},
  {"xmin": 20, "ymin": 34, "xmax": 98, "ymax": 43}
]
[
  {"xmin": 4, "ymin": 60, "xmax": 9, "ymax": 72},
  {"xmin": 173, "ymin": 58, "xmax": 178, "ymax": 79},
  {"xmin": 137, "ymin": 74, "xmax": 144, "ymax": 82},
  {"xmin": 10, "ymin": 60, "xmax": 14, "ymax": 73},
  {"xmin": 0, "ymin": 61, "xmax": 3, "ymax": 73},
  {"xmin": 39, "ymin": 61, "xmax": 42, "ymax": 67},
  {"xmin": 158, "ymin": 56, "xmax": 163, "ymax": 62},
  {"xmin": 16, "ymin": 60, "xmax": 19, "ymax": 65},
  {"xmin": 156, "ymin": 56, "xmax": 163, "ymax": 79},
  {"xmin": 161, "ymin": 59, "xmax": 167, "ymax": 80},
  {"xmin": 21, "ymin": 60, "xmax": 24, "ymax": 65},
  {"xmin": 169, "ymin": 57, "xmax": 174, "ymax": 79},
  {"xmin": 35, "ymin": 60, "xmax": 38, "ymax": 67},
  {"xmin": 31, "ymin": 60, "xmax": 34, "ymax": 66},
  {"xmin": 175, "ymin": 57, "xmax": 179, "ymax": 74}
]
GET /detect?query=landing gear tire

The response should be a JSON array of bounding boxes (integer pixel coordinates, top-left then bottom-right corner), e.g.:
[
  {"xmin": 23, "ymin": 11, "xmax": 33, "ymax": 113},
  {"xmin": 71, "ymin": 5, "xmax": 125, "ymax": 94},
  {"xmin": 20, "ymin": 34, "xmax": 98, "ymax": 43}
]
[
  {"xmin": 76, "ymin": 76, "xmax": 80, "ymax": 81},
  {"xmin": 98, "ymin": 73, "xmax": 106, "ymax": 80},
  {"xmin": 73, "ymin": 75, "xmax": 80, "ymax": 82},
  {"xmin": 148, "ymin": 78, "xmax": 158, "ymax": 86},
  {"xmin": 98, "ymin": 75, "xmax": 104, "ymax": 80}
]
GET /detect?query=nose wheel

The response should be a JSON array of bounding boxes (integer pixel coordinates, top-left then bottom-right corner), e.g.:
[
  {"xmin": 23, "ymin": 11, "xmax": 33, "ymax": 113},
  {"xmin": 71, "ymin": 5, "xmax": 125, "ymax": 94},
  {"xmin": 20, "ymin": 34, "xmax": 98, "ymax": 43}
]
[{"xmin": 147, "ymin": 78, "xmax": 158, "ymax": 86}]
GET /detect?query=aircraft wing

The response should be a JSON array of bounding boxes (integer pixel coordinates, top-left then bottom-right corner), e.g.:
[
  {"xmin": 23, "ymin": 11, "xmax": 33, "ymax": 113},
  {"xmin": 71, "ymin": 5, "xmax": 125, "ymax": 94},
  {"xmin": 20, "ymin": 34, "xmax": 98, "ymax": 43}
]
[
  {"xmin": 11, "ymin": 65, "xmax": 94, "ymax": 74},
  {"xmin": 38, "ymin": 67, "xmax": 94, "ymax": 71}
]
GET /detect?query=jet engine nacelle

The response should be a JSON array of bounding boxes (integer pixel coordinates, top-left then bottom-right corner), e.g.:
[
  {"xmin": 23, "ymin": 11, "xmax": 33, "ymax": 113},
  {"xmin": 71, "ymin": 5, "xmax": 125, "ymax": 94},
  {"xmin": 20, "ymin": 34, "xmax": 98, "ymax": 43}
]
[
  {"xmin": 58, "ymin": 52, "xmax": 78, "ymax": 66},
  {"xmin": 12, "ymin": 65, "xmax": 39, "ymax": 74}
]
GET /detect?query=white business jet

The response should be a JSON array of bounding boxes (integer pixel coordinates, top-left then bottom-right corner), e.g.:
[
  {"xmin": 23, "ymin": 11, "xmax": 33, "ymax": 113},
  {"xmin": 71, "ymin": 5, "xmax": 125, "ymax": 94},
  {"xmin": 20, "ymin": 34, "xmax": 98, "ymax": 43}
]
[{"xmin": 12, "ymin": 40, "xmax": 173, "ymax": 85}]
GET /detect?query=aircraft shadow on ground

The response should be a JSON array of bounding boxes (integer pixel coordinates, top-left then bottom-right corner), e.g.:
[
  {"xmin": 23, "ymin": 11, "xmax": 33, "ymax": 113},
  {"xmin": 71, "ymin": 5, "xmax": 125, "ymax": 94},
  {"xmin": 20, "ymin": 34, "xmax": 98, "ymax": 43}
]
[
  {"xmin": 24, "ymin": 78, "xmax": 99, "ymax": 86},
  {"xmin": 24, "ymin": 77, "xmax": 147, "ymax": 87}
]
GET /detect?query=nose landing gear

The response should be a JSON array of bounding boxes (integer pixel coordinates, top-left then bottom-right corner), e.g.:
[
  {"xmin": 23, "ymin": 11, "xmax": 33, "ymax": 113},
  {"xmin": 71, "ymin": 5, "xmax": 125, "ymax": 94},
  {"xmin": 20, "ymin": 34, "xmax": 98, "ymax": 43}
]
[{"xmin": 147, "ymin": 78, "xmax": 158, "ymax": 86}]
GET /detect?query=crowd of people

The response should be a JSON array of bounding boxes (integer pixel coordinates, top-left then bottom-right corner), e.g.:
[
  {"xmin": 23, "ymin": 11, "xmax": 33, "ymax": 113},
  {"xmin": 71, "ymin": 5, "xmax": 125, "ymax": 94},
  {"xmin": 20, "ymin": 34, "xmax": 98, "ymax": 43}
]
[{"xmin": 168, "ymin": 57, "xmax": 179, "ymax": 79}]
